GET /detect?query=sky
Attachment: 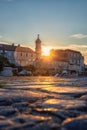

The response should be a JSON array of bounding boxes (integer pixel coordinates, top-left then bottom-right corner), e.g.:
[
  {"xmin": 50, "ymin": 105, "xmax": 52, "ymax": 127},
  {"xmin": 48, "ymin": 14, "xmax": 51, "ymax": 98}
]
[{"xmin": 0, "ymin": 0, "xmax": 87, "ymax": 63}]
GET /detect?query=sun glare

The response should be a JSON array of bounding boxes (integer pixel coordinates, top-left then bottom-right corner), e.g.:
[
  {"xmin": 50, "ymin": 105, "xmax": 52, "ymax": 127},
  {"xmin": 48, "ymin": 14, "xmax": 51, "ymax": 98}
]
[{"xmin": 42, "ymin": 46, "xmax": 52, "ymax": 56}]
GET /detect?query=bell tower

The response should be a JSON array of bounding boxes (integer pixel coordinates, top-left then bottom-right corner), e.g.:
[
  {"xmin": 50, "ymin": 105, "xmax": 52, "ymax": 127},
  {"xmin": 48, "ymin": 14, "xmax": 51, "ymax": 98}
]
[{"xmin": 35, "ymin": 34, "xmax": 42, "ymax": 60}]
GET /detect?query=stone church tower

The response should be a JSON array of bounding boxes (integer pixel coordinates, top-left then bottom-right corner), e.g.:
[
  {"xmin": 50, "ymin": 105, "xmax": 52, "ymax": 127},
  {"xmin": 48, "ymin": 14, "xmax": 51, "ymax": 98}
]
[{"xmin": 35, "ymin": 34, "xmax": 42, "ymax": 60}]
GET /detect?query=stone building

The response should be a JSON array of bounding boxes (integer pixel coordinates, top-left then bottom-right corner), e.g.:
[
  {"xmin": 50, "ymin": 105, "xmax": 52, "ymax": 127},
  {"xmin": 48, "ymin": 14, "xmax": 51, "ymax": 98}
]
[
  {"xmin": 50, "ymin": 49, "xmax": 84, "ymax": 74},
  {"xmin": 0, "ymin": 44, "xmax": 36, "ymax": 67},
  {"xmin": 0, "ymin": 35, "xmax": 84, "ymax": 75},
  {"xmin": 65, "ymin": 49, "xmax": 84, "ymax": 74},
  {"xmin": 0, "ymin": 34, "xmax": 41, "ymax": 67}
]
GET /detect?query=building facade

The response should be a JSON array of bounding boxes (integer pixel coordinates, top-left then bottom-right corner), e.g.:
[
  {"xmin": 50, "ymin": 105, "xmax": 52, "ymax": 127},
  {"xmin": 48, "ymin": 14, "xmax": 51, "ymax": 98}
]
[
  {"xmin": 50, "ymin": 49, "xmax": 84, "ymax": 74},
  {"xmin": 0, "ymin": 44, "xmax": 36, "ymax": 67},
  {"xmin": 0, "ymin": 35, "xmax": 84, "ymax": 75}
]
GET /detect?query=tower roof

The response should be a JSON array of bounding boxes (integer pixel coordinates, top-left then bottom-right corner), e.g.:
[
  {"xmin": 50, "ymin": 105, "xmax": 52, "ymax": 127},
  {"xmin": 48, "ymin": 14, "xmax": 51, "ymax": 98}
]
[{"xmin": 35, "ymin": 34, "xmax": 41, "ymax": 43}]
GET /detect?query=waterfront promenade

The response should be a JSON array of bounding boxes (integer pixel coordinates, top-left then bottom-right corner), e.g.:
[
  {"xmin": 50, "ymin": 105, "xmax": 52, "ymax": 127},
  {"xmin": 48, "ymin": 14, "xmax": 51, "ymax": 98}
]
[{"xmin": 0, "ymin": 76, "xmax": 87, "ymax": 130}]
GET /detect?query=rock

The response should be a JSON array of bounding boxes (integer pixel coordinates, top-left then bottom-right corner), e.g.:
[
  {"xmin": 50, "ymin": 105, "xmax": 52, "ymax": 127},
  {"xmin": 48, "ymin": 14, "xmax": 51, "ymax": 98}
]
[
  {"xmin": 11, "ymin": 96, "xmax": 38, "ymax": 103},
  {"xmin": 12, "ymin": 102, "xmax": 29, "ymax": 112},
  {"xmin": 12, "ymin": 114, "xmax": 52, "ymax": 123},
  {"xmin": 56, "ymin": 110, "xmax": 84, "ymax": 118},
  {"xmin": 9, "ymin": 114, "xmax": 53, "ymax": 130},
  {"xmin": 61, "ymin": 114, "xmax": 87, "ymax": 130},
  {"xmin": 9, "ymin": 121, "xmax": 36, "ymax": 130},
  {"xmin": 8, "ymin": 120, "xmax": 60, "ymax": 130},
  {"xmin": 11, "ymin": 96, "xmax": 28, "ymax": 103},
  {"xmin": 12, "ymin": 117, "xmax": 28, "ymax": 124},
  {"xmin": 0, "ymin": 116, "xmax": 6, "ymax": 120},
  {"xmin": 28, "ymin": 120, "xmax": 60, "ymax": 130},
  {"xmin": 0, "ymin": 108, "xmax": 17, "ymax": 117},
  {"xmin": 0, "ymin": 97, "xmax": 12, "ymax": 106},
  {"xmin": 0, "ymin": 120, "xmax": 13, "ymax": 130},
  {"xmin": 80, "ymin": 95, "xmax": 87, "ymax": 100},
  {"xmin": 67, "ymin": 105, "xmax": 87, "ymax": 112},
  {"xmin": 42, "ymin": 99, "xmax": 64, "ymax": 109},
  {"xmin": 32, "ymin": 107, "xmax": 61, "ymax": 123}
]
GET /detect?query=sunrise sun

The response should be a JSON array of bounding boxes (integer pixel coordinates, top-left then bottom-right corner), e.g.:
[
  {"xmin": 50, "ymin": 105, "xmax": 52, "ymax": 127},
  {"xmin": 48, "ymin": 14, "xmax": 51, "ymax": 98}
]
[{"xmin": 42, "ymin": 46, "xmax": 52, "ymax": 56}]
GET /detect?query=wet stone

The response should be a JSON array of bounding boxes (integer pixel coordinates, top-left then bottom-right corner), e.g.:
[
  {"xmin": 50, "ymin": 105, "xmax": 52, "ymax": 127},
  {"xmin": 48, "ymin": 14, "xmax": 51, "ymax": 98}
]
[
  {"xmin": 67, "ymin": 105, "xmax": 87, "ymax": 112},
  {"xmin": 12, "ymin": 117, "xmax": 28, "ymax": 124},
  {"xmin": 42, "ymin": 99, "xmax": 64, "ymax": 109},
  {"xmin": 12, "ymin": 115, "xmax": 35, "ymax": 124},
  {"xmin": 69, "ymin": 92, "xmax": 87, "ymax": 98},
  {"xmin": 0, "ymin": 108, "xmax": 17, "ymax": 117},
  {"xmin": 0, "ymin": 120, "xmax": 13, "ymax": 130},
  {"xmin": 9, "ymin": 115, "xmax": 53, "ymax": 130},
  {"xmin": 10, "ymin": 120, "xmax": 60, "ymax": 130},
  {"xmin": 61, "ymin": 114, "xmax": 87, "ymax": 130},
  {"xmin": 7, "ymin": 122, "xmax": 36, "ymax": 130},
  {"xmin": 12, "ymin": 102, "xmax": 29, "ymax": 112},
  {"xmin": 0, "ymin": 116, "xmax": 6, "ymax": 120},
  {"xmin": 0, "ymin": 76, "xmax": 87, "ymax": 130},
  {"xmin": 30, "ymin": 120, "xmax": 60, "ymax": 130},
  {"xmin": 32, "ymin": 107, "xmax": 62, "ymax": 122},
  {"xmin": 12, "ymin": 114, "xmax": 52, "ymax": 124},
  {"xmin": 0, "ymin": 97, "xmax": 12, "ymax": 106},
  {"xmin": 11, "ymin": 96, "xmax": 38, "ymax": 103},
  {"xmin": 57, "ymin": 110, "xmax": 85, "ymax": 118},
  {"xmin": 80, "ymin": 94, "xmax": 87, "ymax": 100},
  {"xmin": 11, "ymin": 96, "xmax": 30, "ymax": 103}
]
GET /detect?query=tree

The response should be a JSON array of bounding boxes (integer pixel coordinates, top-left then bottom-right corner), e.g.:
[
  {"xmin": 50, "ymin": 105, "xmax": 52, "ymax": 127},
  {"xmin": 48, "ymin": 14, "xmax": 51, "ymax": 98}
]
[
  {"xmin": 0, "ymin": 61, "xmax": 3, "ymax": 71},
  {"xmin": 0, "ymin": 55, "xmax": 10, "ymax": 71}
]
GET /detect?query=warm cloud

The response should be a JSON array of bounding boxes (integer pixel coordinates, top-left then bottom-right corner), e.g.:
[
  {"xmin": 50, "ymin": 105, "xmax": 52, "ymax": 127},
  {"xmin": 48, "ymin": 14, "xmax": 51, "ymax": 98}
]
[{"xmin": 70, "ymin": 34, "xmax": 87, "ymax": 39}]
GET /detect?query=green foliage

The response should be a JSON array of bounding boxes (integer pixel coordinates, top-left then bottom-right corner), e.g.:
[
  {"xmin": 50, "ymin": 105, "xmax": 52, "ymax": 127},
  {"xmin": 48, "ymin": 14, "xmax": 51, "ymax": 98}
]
[
  {"xmin": 0, "ymin": 61, "xmax": 3, "ymax": 71},
  {"xmin": 0, "ymin": 55, "xmax": 10, "ymax": 65},
  {"xmin": 9, "ymin": 63, "xmax": 16, "ymax": 68},
  {"xmin": 0, "ymin": 55, "xmax": 10, "ymax": 71}
]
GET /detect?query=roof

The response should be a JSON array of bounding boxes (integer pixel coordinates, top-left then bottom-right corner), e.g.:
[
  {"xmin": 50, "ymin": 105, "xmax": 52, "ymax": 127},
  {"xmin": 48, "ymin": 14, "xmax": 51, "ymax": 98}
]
[
  {"xmin": 15, "ymin": 46, "xmax": 34, "ymax": 53},
  {"xmin": 0, "ymin": 44, "xmax": 16, "ymax": 51},
  {"xmin": 50, "ymin": 49, "xmax": 81, "ymax": 54},
  {"xmin": 65, "ymin": 49, "xmax": 81, "ymax": 54},
  {"xmin": 0, "ymin": 44, "xmax": 35, "ymax": 53}
]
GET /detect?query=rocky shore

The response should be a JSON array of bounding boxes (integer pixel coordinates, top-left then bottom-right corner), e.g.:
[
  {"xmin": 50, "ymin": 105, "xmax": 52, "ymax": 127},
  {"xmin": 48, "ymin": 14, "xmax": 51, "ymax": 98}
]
[{"xmin": 0, "ymin": 76, "xmax": 87, "ymax": 130}]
